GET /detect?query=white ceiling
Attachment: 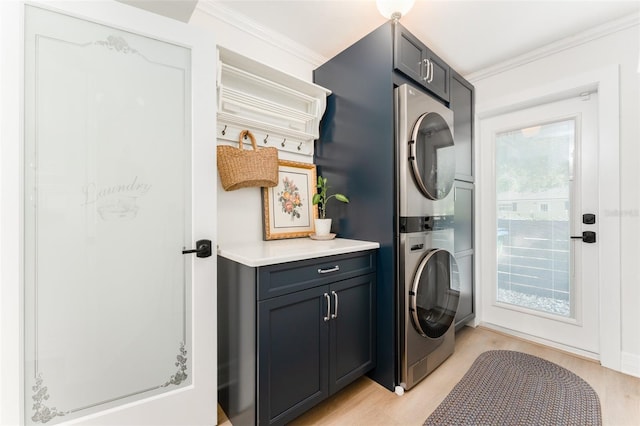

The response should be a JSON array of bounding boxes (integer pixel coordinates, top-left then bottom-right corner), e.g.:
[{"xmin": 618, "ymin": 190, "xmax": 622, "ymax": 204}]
[
  {"xmin": 117, "ymin": 0, "xmax": 199, "ymax": 22},
  {"xmin": 120, "ymin": 0, "xmax": 639, "ymax": 76},
  {"xmin": 213, "ymin": 0, "xmax": 639, "ymax": 75}
]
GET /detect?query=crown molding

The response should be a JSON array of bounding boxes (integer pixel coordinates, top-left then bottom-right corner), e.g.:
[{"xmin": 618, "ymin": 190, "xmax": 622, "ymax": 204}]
[
  {"xmin": 196, "ymin": 0, "xmax": 328, "ymax": 67},
  {"xmin": 466, "ymin": 13, "xmax": 640, "ymax": 83}
]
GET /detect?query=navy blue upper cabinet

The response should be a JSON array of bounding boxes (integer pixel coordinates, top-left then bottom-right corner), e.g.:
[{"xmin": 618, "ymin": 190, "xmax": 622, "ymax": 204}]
[{"xmin": 394, "ymin": 23, "xmax": 450, "ymax": 102}]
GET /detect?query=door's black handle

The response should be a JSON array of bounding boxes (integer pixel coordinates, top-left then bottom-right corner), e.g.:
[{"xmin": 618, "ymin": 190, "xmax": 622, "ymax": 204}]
[
  {"xmin": 571, "ymin": 231, "xmax": 596, "ymax": 243},
  {"xmin": 182, "ymin": 239, "xmax": 212, "ymax": 258}
]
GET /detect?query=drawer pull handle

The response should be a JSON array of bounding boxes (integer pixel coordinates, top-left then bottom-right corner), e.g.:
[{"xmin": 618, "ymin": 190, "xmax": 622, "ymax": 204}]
[
  {"xmin": 318, "ymin": 265, "xmax": 340, "ymax": 274},
  {"xmin": 331, "ymin": 291, "xmax": 339, "ymax": 319},
  {"xmin": 323, "ymin": 293, "xmax": 331, "ymax": 322}
]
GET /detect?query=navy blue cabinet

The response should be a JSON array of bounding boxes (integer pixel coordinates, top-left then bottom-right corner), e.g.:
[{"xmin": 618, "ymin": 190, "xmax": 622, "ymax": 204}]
[
  {"xmin": 314, "ymin": 20, "xmax": 475, "ymax": 391},
  {"xmin": 450, "ymin": 68, "xmax": 475, "ymax": 328},
  {"xmin": 328, "ymin": 274, "xmax": 377, "ymax": 394},
  {"xmin": 218, "ymin": 250, "xmax": 376, "ymax": 426},
  {"xmin": 451, "ymin": 69, "xmax": 474, "ymax": 182},
  {"xmin": 394, "ymin": 24, "xmax": 450, "ymax": 102},
  {"xmin": 257, "ymin": 285, "xmax": 329, "ymax": 425},
  {"xmin": 454, "ymin": 181, "xmax": 475, "ymax": 328},
  {"xmin": 454, "ymin": 182, "xmax": 474, "ymax": 254}
]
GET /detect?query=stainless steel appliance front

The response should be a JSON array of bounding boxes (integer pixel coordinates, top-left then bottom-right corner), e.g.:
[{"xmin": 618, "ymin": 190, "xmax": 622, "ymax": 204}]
[
  {"xmin": 396, "ymin": 84, "xmax": 455, "ymax": 218},
  {"xmin": 395, "ymin": 84, "xmax": 459, "ymax": 390},
  {"xmin": 398, "ymin": 226, "xmax": 459, "ymax": 390}
]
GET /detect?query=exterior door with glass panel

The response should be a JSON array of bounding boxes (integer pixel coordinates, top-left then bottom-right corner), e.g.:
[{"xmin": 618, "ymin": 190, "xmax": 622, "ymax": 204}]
[
  {"xmin": 1, "ymin": 1, "xmax": 216, "ymax": 424},
  {"xmin": 480, "ymin": 94, "xmax": 598, "ymax": 357}
]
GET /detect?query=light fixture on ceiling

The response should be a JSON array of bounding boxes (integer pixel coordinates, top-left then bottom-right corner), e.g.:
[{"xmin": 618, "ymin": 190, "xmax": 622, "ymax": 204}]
[{"xmin": 376, "ymin": 0, "xmax": 415, "ymax": 21}]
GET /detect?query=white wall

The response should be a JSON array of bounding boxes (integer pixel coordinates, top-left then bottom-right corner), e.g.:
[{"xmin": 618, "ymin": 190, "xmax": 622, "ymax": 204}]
[
  {"xmin": 190, "ymin": 4, "xmax": 640, "ymax": 372},
  {"xmin": 472, "ymin": 22, "xmax": 640, "ymax": 373},
  {"xmin": 189, "ymin": 5, "xmax": 320, "ymax": 246}
]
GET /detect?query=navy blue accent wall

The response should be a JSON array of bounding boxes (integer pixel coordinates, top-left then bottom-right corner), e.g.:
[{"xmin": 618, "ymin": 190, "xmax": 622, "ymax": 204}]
[{"xmin": 314, "ymin": 22, "xmax": 398, "ymax": 390}]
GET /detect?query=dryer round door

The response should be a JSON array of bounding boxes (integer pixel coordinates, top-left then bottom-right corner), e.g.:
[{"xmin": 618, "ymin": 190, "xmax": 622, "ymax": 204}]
[
  {"xmin": 409, "ymin": 112, "xmax": 455, "ymax": 200},
  {"xmin": 410, "ymin": 248, "xmax": 460, "ymax": 339}
]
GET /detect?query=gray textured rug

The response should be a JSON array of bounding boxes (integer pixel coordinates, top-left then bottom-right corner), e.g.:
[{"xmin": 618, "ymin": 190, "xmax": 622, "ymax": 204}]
[{"xmin": 424, "ymin": 350, "xmax": 602, "ymax": 426}]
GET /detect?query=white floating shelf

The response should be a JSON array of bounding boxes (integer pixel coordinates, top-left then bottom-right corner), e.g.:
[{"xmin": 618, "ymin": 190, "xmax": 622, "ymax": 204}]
[{"xmin": 217, "ymin": 47, "xmax": 331, "ymax": 158}]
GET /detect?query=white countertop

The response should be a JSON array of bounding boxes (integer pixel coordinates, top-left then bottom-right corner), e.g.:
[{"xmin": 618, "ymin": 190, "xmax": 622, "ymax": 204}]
[{"xmin": 217, "ymin": 238, "xmax": 380, "ymax": 267}]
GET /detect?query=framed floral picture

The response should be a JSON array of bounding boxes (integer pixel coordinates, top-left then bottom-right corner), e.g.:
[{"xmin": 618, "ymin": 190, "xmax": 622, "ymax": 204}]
[{"xmin": 262, "ymin": 160, "xmax": 318, "ymax": 240}]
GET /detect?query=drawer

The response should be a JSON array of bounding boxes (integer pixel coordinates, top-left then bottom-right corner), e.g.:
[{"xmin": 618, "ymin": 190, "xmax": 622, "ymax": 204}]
[{"xmin": 257, "ymin": 250, "xmax": 376, "ymax": 300}]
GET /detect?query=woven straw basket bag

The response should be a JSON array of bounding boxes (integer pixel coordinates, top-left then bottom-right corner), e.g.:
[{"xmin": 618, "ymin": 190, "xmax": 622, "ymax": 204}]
[{"xmin": 217, "ymin": 130, "xmax": 279, "ymax": 191}]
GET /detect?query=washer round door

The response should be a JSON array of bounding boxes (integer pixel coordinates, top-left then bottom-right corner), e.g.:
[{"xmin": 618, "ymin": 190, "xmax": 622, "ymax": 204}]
[
  {"xmin": 409, "ymin": 112, "xmax": 455, "ymax": 200},
  {"xmin": 410, "ymin": 249, "xmax": 460, "ymax": 339}
]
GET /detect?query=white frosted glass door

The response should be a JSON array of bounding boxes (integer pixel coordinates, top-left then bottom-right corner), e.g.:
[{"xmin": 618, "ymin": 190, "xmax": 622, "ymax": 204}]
[{"xmin": 23, "ymin": 5, "xmax": 201, "ymax": 424}]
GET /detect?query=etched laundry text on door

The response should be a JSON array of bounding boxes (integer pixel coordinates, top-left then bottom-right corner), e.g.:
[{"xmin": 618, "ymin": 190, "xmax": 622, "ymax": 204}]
[{"xmin": 83, "ymin": 176, "xmax": 152, "ymax": 220}]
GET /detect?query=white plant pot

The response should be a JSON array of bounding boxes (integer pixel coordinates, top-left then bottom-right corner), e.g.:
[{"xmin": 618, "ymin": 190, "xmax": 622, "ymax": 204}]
[{"xmin": 314, "ymin": 218, "xmax": 332, "ymax": 236}]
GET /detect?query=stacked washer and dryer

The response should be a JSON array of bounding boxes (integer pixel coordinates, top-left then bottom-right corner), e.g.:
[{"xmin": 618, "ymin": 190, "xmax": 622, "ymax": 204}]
[
  {"xmin": 314, "ymin": 49, "xmax": 463, "ymax": 391},
  {"xmin": 395, "ymin": 84, "xmax": 460, "ymax": 391}
]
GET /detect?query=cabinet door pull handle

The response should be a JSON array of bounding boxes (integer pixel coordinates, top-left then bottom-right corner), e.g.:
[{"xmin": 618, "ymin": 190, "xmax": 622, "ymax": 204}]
[
  {"xmin": 323, "ymin": 293, "xmax": 331, "ymax": 322},
  {"xmin": 318, "ymin": 265, "xmax": 340, "ymax": 274},
  {"xmin": 331, "ymin": 291, "xmax": 339, "ymax": 319},
  {"xmin": 422, "ymin": 58, "xmax": 428, "ymax": 81},
  {"xmin": 422, "ymin": 58, "xmax": 431, "ymax": 82},
  {"xmin": 428, "ymin": 60, "xmax": 434, "ymax": 83}
]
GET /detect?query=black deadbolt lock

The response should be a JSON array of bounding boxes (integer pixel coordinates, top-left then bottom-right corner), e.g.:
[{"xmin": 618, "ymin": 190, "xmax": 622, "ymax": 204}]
[
  {"xmin": 182, "ymin": 239, "xmax": 212, "ymax": 258},
  {"xmin": 583, "ymin": 214, "xmax": 596, "ymax": 225}
]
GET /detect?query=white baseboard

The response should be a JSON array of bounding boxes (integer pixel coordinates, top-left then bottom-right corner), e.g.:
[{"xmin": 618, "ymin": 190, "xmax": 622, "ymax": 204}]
[
  {"xmin": 479, "ymin": 322, "xmax": 600, "ymax": 362},
  {"xmin": 475, "ymin": 323, "xmax": 640, "ymax": 379},
  {"xmin": 621, "ymin": 352, "xmax": 640, "ymax": 378}
]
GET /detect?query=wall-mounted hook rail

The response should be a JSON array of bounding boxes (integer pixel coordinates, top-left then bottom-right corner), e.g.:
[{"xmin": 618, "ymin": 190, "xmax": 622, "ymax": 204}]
[{"xmin": 216, "ymin": 122, "xmax": 313, "ymax": 157}]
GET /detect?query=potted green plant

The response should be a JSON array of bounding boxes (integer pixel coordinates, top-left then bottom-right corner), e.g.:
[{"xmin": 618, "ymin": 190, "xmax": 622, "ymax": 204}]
[{"xmin": 312, "ymin": 175, "xmax": 349, "ymax": 237}]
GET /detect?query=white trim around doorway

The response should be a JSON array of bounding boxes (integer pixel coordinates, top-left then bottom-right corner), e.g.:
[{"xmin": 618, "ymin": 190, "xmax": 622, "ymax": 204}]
[{"xmin": 475, "ymin": 64, "xmax": 621, "ymax": 372}]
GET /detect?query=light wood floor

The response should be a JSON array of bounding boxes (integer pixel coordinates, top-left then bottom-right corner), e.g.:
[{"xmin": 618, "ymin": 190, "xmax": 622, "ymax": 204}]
[{"xmin": 218, "ymin": 326, "xmax": 640, "ymax": 425}]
